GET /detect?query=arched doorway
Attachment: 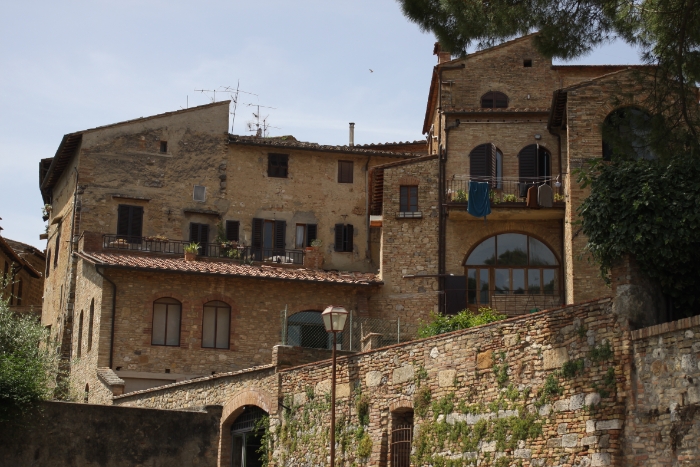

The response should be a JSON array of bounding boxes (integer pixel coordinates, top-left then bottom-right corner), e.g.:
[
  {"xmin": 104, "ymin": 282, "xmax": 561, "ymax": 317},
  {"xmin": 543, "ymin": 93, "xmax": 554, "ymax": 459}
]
[{"xmin": 230, "ymin": 405, "xmax": 267, "ymax": 467}]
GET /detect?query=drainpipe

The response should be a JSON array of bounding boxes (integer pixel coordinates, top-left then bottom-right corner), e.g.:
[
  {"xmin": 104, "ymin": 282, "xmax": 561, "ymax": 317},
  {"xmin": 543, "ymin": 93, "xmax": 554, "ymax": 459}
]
[
  {"xmin": 440, "ymin": 119, "xmax": 461, "ymax": 314},
  {"xmin": 95, "ymin": 266, "xmax": 117, "ymax": 369}
]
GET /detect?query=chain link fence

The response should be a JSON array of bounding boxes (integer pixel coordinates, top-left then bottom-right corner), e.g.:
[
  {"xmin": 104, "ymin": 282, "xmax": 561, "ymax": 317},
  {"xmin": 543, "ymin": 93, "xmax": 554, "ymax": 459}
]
[{"xmin": 280, "ymin": 308, "xmax": 412, "ymax": 352}]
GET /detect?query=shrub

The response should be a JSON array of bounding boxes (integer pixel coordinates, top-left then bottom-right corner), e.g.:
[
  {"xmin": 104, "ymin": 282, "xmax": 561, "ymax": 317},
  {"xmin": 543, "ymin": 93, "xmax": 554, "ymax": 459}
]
[{"xmin": 417, "ymin": 307, "xmax": 507, "ymax": 338}]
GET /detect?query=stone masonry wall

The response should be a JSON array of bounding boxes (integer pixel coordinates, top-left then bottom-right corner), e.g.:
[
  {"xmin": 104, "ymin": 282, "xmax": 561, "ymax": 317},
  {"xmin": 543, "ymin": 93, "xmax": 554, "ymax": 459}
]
[
  {"xmin": 275, "ymin": 297, "xmax": 629, "ymax": 467},
  {"xmin": 623, "ymin": 315, "xmax": 700, "ymax": 466}
]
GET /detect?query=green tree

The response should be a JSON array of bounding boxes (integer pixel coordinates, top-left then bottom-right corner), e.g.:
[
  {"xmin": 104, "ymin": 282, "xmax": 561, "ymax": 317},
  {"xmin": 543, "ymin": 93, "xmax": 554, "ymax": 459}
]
[
  {"xmin": 397, "ymin": 0, "xmax": 700, "ymax": 156},
  {"xmin": 0, "ymin": 293, "xmax": 58, "ymax": 422}
]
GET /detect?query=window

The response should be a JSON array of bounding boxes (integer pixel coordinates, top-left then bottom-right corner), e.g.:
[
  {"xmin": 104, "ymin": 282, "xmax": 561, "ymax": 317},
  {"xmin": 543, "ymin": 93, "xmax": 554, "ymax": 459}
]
[
  {"xmin": 338, "ymin": 160, "xmax": 353, "ymax": 183},
  {"xmin": 518, "ymin": 145, "xmax": 551, "ymax": 196},
  {"xmin": 202, "ymin": 301, "xmax": 230, "ymax": 349},
  {"xmin": 160, "ymin": 141, "xmax": 168, "ymax": 153},
  {"xmin": 189, "ymin": 223, "xmax": 209, "ymax": 255},
  {"xmin": 268, "ymin": 153, "xmax": 289, "ymax": 178},
  {"xmin": 286, "ymin": 311, "xmax": 334, "ymax": 349},
  {"xmin": 481, "ymin": 91, "xmax": 508, "ymax": 109},
  {"xmin": 54, "ymin": 228, "xmax": 61, "ymax": 269},
  {"xmin": 193, "ymin": 185, "xmax": 206, "ymax": 202},
  {"xmin": 400, "ymin": 186, "xmax": 418, "ymax": 212},
  {"xmin": 334, "ymin": 224, "xmax": 353, "ymax": 252},
  {"xmin": 117, "ymin": 205, "xmax": 144, "ymax": 242},
  {"xmin": 469, "ymin": 143, "xmax": 497, "ymax": 181},
  {"xmin": 87, "ymin": 299, "xmax": 94, "ymax": 352},
  {"xmin": 16, "ymin": 278, "xmax": 22, "ymax": 306},
  {"xmin": 523, "ymin": 59, "xmax": 532, "ymax": 67},
  {"xmin": 152, "ymin": 298, "xmax": 181, "ymax": 346},
  {"xmin": 45, "ymin": 251, "xmax": 50, "ymax": 278},
  {"xmin": 77, "ymin": 311, "xmax": 83, "ymax": 358},
  {"xmin": 464, "ymin": 234, "xmax": 560, "ymax": 309},
  {"xmin": 252, "ymin": 218, "xmax": 286, "ymax": 255},
  {"xmin": 225, "ymin": 220, "xmax": 240, "ymax": 242},
  {"xmin": 295, "ymin": 224, "xmax": 318, "ymax": 249}
]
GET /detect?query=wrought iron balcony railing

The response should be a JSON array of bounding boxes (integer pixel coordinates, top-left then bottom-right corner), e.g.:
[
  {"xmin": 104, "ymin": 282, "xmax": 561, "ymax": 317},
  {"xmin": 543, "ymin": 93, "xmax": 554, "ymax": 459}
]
[
  {"xmin": 446, "ymin": 176, "xmax": 564, "ymax": 205},
  {"xmin": 102, "ymin": 235, "xmax": 305, "ymax": 265}
]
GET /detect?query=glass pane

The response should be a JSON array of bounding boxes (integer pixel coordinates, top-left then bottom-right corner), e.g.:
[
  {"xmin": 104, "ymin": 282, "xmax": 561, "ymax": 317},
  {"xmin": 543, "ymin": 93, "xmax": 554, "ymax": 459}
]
[
  {"xmin": 496, "ymin": 234, "xmax": 528, "ymax": 266},
  {"xmin": 166, "ymin": 305, "xmax": 181, "ymax": 346},
  {"xmin": 467, "ymin": 269, "xmax": 477, "ymax": 304},
  {"xmin": 528, "ymin": 269, "xmax": 541, "ymax": 294},
  {"xmin": 529, "ymin": 237, "xmax": 557, "ymax": 265},
  {"xmin": 288, "ymin": 325, "xmax": 301, "ymax": 346},
  {"xmin": 496, "ymin": 151, "xmax": 503, "ymax": 189},
  {"xmin": 512, "ymin": 269, "xmax": 525, "ymax": 294},
  {"xmin": 216, "ymin": 307, "xmax": 230, "ymax": 349},
  {"xmin": 231, "ymin": 435, "xmax": 244, "ymax": 467},
  {"xmin": 479, "ymin": 270, "xmax": 489, "ymax": 304},
  {"xmin": 152, "ymin": 305, "xmax": 167, "ymax": 345},
  {"xmin": 494, "ymin": 269, "xmax": 510, "ymax": 294},
  {"xmin": 295, "ymin": 225, "xmax": 305, "ymax": 249},
  {"xmin": 263, "ymin": 222, "xmax": 274, "ymax": 250},
  {"xmin": 409, "ymin": 187, "xmax": 418, "ymax": 211},
  {"xmin": 466, "ymin": 237, "xmax": 496, "ymax": 265},
  {"xmin": 543, "ymin": 270, "xmax": 558, "ymax": 294},
  {"xmin": 202, "ymin": 307, "xmax": 215, "ymax": 348}
]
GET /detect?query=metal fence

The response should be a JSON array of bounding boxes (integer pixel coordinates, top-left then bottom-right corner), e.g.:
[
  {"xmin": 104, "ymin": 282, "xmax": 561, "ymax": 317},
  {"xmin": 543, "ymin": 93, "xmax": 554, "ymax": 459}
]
[
  {"xmin": 102, "ymin": 234, "xmax": 305, "ymax": 265},
  {"xmin": 280, "ymin": 308, "xmax": 413, "ymax": 352},
  {"xmin": 446, "ymin": 176, "xmax": 563, "ymax": 203}
]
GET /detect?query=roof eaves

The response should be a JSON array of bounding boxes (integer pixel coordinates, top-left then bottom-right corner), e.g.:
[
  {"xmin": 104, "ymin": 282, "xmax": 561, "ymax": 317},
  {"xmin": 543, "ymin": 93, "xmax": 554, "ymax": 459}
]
[
  {"xmin": 228, "ymin": 136, "xmax": 421, "ymax": 158},
  {"xmin": 371, "ymin": 154, "xmax": 439, "ymax": 170}
]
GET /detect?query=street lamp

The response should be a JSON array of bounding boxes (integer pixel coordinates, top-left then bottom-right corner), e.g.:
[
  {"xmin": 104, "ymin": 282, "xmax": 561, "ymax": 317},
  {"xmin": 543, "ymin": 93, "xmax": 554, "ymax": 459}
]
[{"xmin": 322, "ymin": 305, "xmax": 348, "ymax": 467}]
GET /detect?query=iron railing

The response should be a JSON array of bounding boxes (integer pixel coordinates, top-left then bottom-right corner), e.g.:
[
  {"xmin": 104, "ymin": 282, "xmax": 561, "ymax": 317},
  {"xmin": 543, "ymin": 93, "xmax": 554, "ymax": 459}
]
[
  {"xmin": 446, "ymin": 176, "xmax": 564, "ymax": 204},
  {"xmin": 102, "ymin": 235, "xmax": 305, "ymax": 265}
]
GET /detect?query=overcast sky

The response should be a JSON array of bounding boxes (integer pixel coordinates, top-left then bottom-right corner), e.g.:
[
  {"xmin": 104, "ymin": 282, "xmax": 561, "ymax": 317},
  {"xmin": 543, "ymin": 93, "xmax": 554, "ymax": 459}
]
[{"xmin": 0, "ymin": 0, "xmax": 641, "ymax": 249}]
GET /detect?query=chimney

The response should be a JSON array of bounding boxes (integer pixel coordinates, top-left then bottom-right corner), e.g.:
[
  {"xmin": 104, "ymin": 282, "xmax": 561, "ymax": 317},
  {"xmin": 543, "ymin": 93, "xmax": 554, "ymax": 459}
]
[
  {"xmin": 349, "ymin": 122, "xmax": 355, "ymax": 146},
  {"xmin": 433, "ymin": 42, "xmax": 452, "ymax": 64}
]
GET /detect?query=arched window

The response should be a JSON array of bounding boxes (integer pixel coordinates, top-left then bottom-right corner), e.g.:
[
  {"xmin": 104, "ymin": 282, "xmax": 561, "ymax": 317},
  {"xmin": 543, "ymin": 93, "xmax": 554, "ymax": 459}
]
[
  {"xmin": 481, "ymin": 91, "xmax": 508, "ymax": 109},
  {"xmin": 464, "ymin": 234, "xmax": 561, "ymax": 313},
  {"xmin": 87, "ymin": 299, "xmax": 94, "ymax": 352},
  {"xmin": 202, "ymin": 301, "xmax": 231, "ymax": 349},
  {"xmin": 286, "ymin": 311, "xmax": 334, "ymax": 349},
  {"xmin": 517, "ymin": 145, "xmax": 551, "ymax": 197},
  {"xmin": 602, "ymin": 107, "xmax": 655, "ymax": 161},
  {"xmin": 152, "ymin": 298, "xmax": 181, "ymax": 346},
  {"xmin": 77, "ymin": 311, "xmax": 84, "ymax": 358}
]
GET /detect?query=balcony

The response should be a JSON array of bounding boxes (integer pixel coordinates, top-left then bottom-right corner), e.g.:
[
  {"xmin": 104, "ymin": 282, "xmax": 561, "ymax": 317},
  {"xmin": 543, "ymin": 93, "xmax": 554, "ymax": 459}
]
[
  {"xmin": 446, "ymin": 177, "xmax": 565, "ymax": 221},
  {"xmin": 102, "ymin": 234, "xmax": 305, "ymax": 265}
]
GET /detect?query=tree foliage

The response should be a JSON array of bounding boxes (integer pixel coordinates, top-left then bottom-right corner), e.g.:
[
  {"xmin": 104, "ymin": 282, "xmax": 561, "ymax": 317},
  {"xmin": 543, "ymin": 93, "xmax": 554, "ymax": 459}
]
[
  {"xmin": 0, "ymin": 296, "xmax": 58, "ymax": 421},
  {"xmin": 398, "ymin": 0, "xmax": 700, "ymax": 155},
  {"xmin": 578, "ymin": 157, "xmax": 700, "ymax": 314},
  {"xmin": 417, "ymin": 307, "xmax": 507, "ymax": 338}
]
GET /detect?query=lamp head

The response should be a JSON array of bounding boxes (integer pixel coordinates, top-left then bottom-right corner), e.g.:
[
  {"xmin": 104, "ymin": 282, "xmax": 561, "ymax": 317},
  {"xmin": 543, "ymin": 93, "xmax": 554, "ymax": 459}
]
[{"xmin": 322, "ymin": 305, "xmax": 349, "ymax": 333}]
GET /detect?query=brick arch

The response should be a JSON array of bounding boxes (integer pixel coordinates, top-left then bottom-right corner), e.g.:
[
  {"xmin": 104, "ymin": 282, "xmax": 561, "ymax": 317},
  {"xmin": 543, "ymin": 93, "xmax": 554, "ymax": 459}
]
[
  {"xmin": 398, "ymin": 175, "xmax": 420, "ymax": 186},
  {"xmin": 218, "ymin": 388, "xmax": 276, "ymax": 467},
  {"xmin": 389, "ymin": 397, "xmax": 413, "ymax": 413}
]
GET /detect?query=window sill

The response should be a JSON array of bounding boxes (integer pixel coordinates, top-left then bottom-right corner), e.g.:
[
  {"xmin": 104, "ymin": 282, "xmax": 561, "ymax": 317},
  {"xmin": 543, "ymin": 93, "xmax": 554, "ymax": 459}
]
[{"xmin": 396, "ymin": 211, "xmax": 423, "ymax": 219}]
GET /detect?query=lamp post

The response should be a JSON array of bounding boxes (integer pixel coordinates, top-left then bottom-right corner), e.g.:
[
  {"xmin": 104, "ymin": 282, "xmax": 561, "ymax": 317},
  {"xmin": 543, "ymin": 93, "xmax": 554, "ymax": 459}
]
[{"xmin": 322, "ymin": 305, "xmax": 349, "ymax": 467}]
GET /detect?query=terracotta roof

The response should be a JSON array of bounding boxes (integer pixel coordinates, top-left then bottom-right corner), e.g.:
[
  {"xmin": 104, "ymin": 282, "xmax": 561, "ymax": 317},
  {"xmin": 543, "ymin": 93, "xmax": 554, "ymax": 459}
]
[
  {"xmin": 77, "ymin": 251, "xmax": 381, "ymax": 286},
  {"xmin": 372, "ymin": 154, "xmax": 439, "ymax": 170},
  {"xmin": 355, "ymin": 140, "xmax": 427, "ymax": 147},
  {"xmin": 0, "ymin": 236, "xmax": 42, "ymax": 278},
  {"xmin": 228, "ymin": 134, "xmax": 422, "ymax": 158},
  {"xmin": 3, "ymin": 238, "xmax": 45, "ymax": 259},
  {"xmin": 445, "ymin": 107, "xmax": 550, "ymax": 115}
]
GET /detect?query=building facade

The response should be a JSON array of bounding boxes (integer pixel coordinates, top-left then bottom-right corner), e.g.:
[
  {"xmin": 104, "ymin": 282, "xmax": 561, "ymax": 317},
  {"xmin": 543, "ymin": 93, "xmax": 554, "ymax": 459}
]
[{"xmin": 0, "ymin": 234, "xmax": 44, "ymax": 316}]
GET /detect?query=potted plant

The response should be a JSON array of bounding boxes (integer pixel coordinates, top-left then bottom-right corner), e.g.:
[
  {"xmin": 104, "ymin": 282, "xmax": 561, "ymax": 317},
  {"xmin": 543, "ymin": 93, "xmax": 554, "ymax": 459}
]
[
  {"xmin": 184, "ymin": 242, "xmax": 199, "ymax": 261},
  {"xmin": 306, "ymin": 238, "xmax": 322, "ymax": 251},
  {"xmin": 41, "ymin": 204, "xmax": 52, "ymax": 222}
]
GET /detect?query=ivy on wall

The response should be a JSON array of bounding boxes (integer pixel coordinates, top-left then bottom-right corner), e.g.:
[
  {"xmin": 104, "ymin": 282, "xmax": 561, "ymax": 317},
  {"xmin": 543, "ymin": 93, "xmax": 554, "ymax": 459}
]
[{"xmin": 577, "ymin": 157, "xmax": 700, "ymax": 315}]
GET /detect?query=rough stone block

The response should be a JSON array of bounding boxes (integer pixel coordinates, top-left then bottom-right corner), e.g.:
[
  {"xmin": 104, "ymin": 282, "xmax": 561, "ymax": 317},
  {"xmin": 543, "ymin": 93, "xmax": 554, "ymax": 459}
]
[
  {"xmin": 570, "ymin": 393, "xmax": 585, "ymax": 411},
  {"xmin": 538, "ymin": 404, "xmax": 551, "ymax": 416},
  {"xmin": 546, "ymin": 438, "xmax": 562, "ymax": 448},
  {"xmin": 585, "ymin": 392, "xmax": 601, "ymax": 407},
  {"xmin": 514, "ymin": 448, "xmax": 532, "ymax": 459},
  {"xmin": 392, "ymin": 365, "xmax": 414, "ymax": 385},
  {"xmin": 476, "ymin": 351, "xmax": 492, "ymax": 369},
  {"xmin": 481, "ymin": 441, "xmax": 497, "ymax": 452},
  {"xmin": 430, "ymin": 347, "xmax": 440, "ymax": 359},
  {"xmin": 438, "ymin": 369, "xmax": 456, "ymax": 387},
  {"xmin": 562, "ymin": 433, "xmax": 578, "ymax": 447},
  {"xmin": 543, "ymin": 347, "xmax": 569, "ymax": 370},
  {"xmin": 596, "ymin": 419, "xmax": 622, "ymax": 430},
  {"xmin": 591, "ymin": 452, "xmax": 611, "ymax": 466},
  {"xmin": 293, "ymin": 392, "xmax": 307, "ymax": 406},
  {"xmin": 554, "ymin": 398, "xmax": 570, "ymax": 412},
  {"xmin": 688, "ymin": 386, "xmax": 700, "ymax": 404},
  {"xmin": 336, "ymin": 383, "xmax": 351, "ymax": 398},
  {"xmin": 586, "ymin": 420, "xmax": 597, "ymax": 433},
  {"xmin": 366, "ymin": 371, "xmax": 382, "ymax": 387},
  {"xmin": 557, "ymin": 423, "xmax": 568, "ymax": 435},
  {"xmin": 581, "ymin": 436, "xmax": 599, "ymax": 446},
  {"xmin": 315, "ymin": 379, "xmax": 331, "ymax": 395}
]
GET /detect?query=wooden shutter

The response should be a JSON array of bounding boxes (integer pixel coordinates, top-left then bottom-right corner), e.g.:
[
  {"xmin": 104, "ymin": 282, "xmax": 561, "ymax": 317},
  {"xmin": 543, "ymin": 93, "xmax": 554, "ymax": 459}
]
[
  {"xmin": 274, "ymin": 220, "xmax": 286, "ymax": 250},
  {"xmin": 306, "ymin": 224, "xmax": 317, "ymax": 247},
  {"xmin": 117, "ymin": 205, "xmax": 130, "ymax": 237},
  {"xmin": 519, "ymin": 145, "xmax": 538, "ymax": 181},
  {"xmin": 252, "ymin": 218, "xmax": 263, "ymax": 250},
  {"xmin": 226, "ymin": 221, "xmax": 240, "ymax": 242},
  {"xmin": 487, "ymin": 143, "xmax": 497, "ymax": 182},
  {"xmin": 131, "ymin": 206, "xmax": 143, "ymax": 238},
  {"xmin": 334, "ymin": 224, "xmax": 344, "ymax": 251},
  {"xmin": 189, "ymin": 223, "xmax": 198, "ymax": 243},
  {"xmin": 470, "ymin": 144, "xmax": 494, "ymax": 180},
  {"xmin": 344, "ymin": 224, "xmax": 353, "ymax": 252}
]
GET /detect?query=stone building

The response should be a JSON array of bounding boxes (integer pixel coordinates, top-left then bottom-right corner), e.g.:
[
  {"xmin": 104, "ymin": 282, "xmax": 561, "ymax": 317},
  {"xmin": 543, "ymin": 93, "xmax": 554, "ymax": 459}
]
[
  {"xmin": 38, "ymin": 33, "xmax": 655, "ymax": 402},
  {"xmin": 0, "ymin": 233, "xmax": 45, "ymax": 316}
]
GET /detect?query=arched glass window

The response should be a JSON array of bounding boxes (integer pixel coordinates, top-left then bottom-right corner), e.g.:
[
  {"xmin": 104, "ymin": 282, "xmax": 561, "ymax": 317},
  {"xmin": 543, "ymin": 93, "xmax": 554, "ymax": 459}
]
[
  {"xmin": 481, "ymin": 91, "xmax": 508, "ymax": 109},
  {"xmin": 287, "ymin": 311, "xmax": 334, "ymax": 349},
  {"xmin": 602, "ymin": 107, "xmax": 655, "ymax": 161},
  {"xmin": 202, "ymin": 301, "xmax": 231, "ymax": 349},
  {"xmin": 464, "ymin": 234, "xmax": 560, "ymax": 312},
  {"xmin": 152, "ymin": 298, "xmax": 181, "ymax": 346}
]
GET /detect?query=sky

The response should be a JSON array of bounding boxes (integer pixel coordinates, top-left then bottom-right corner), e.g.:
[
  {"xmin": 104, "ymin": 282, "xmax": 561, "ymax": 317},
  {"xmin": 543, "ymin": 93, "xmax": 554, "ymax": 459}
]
[{"xmin": 0, "ymin": 0, "xmax": 642, "ymax": 249}]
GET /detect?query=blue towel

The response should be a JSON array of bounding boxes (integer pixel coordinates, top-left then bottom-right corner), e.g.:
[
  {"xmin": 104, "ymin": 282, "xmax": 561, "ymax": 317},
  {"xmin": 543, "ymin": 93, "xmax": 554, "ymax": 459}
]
[{"xmin": 467, "ymin": 181, "xmax": 491, "ymax": 219}]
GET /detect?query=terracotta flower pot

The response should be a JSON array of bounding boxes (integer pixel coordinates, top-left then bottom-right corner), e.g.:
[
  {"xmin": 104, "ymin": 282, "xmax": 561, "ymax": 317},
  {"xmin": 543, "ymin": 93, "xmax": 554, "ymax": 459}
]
[{"xmin": 184, "ymin": 252, "xmax": 197, "ymax": 262}]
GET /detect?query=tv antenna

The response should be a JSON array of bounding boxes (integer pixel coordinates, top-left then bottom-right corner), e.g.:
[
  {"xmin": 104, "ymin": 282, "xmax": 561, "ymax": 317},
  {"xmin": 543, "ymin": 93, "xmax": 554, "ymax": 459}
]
[
  {"xmin": 193, "ymin": 84, "xmax": 259, "ymax": 133},
  {"xmin": 246, "ymin": 103, "xmax": 279, "ymax": 138}
]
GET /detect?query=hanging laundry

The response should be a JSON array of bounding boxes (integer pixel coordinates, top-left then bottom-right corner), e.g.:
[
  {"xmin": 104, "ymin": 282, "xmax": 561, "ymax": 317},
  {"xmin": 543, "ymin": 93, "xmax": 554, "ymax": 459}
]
[
  {"xmin": 467, "ymin": 181, "xmax": 491, "ymax": 219},
  {"xmin": 526, "ymin": 185, "xmax": 539, "ymax": 209},
  {"xmin": 538, "ymin": 183, "xmax": 553, "ymax": 208}
]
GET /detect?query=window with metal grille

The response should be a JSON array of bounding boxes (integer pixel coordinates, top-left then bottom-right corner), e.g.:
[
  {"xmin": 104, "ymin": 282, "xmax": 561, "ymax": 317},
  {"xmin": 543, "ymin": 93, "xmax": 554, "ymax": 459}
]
[
  {"xmin": 267, "ymin": 153, "xmax": 289, "ymax": 178},
  {"xmin": 338, "ymin": 160, "xmax": 353, "ymax": 183},
  {"xmin": 399, "ymin": 186, "xmax": 418, "ymax": 212},
  {"xmin": 480, "ymin": 91, "xmax": 508, "ymax": 109},
  {"xmin": 151, "ymin": 298, "xmax": 182, "ymax": 346},
  {"xmin": 334, "ymin": 224, "xmax": 353, "ymax": 252},
  {"xmin": 117, "ymin": 205, "xmax": 144, "ymax": 242},
  {"xmin": 193, "ymin": 185, "xmax": 206, "ymax": 202},
  {"xmin": 202, "ymin": 301, "xmax": 230, "ymax": 349}
]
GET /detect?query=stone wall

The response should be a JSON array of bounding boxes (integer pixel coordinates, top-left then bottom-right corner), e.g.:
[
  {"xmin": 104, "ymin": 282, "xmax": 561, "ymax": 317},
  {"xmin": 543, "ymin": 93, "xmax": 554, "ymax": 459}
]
[
  {"xmin": 0, "ymin": 401, "xmax": 221, "ymax": 467},
  {"xmin": 623, "ymin": 315, "xmax": 700, "ymax": 466}
]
